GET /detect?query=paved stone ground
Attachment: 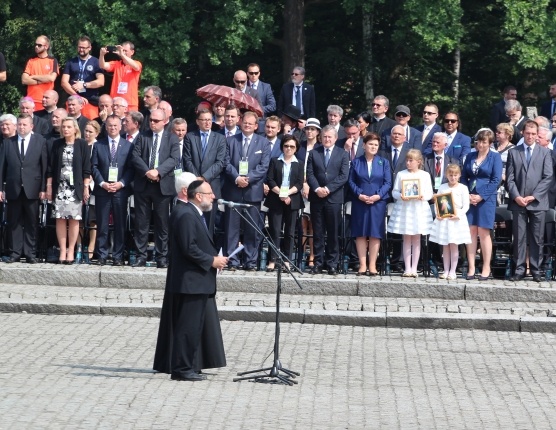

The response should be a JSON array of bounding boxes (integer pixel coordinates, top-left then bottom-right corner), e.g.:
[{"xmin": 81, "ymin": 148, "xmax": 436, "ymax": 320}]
[{"xmin": 2, "ymin": 313, "xmax": 556, "ymax": 429}]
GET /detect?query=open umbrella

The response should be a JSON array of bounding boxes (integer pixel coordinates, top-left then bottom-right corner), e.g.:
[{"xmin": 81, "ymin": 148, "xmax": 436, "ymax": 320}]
[{"xmin": 196, "ymin": 84, "xmax": 263, "ymax": 118}]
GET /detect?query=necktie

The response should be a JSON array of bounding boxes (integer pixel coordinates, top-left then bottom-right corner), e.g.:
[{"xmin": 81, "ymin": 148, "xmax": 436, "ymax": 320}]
[
  {"xmin": 201, "ymin": 213, "xmax": 209, "ymax": 232},
  {"xmin": 552, "ymin": 101, "xmax": 555, "ymax": 117},
  {"xmin": 201, "ymin": 132, "xmax": 208, "ymax": 159},
  {"xmin": 435, "ymin": 156, "xmax": 442, "ymax": 177},
  {"xmin": 149, "ymin": 133, "xmax": 158, "ymax": 169},
  {"xmin": 111, "ymin": 139, "xmax": 117, "ymax": 163},
  {"xmin": 392, "ymin": 148, "xmax": 398, "ymax": 167},
  {"xmin": 242, "ymin": 136, "xmax": 250, "ymax": 158},
  {"xmin": 526, "ymin": 146, "xmax": 532, "ymax": 166},
  {"xmin": 422, "ymin": 126, "xmax": 429, "ymax": 143},
  {"xmin": 295, "ymin": 86, "xmax": 301, "ymax": 110},
  {"xmin": 350, "ymin": 143, "xmax": 355, "ymax": 161},
  {"xmin": 226, "ymin": 131, "xmax": 232, "ymax": 138},
  {"xmin": 446, "ymin": 135, "xmax": 453, "ymax": 150},
  {"xmin": 324, "ymin": 148, "xmax": 331, "ymax": 167},
  {"xmin": 20, "ymin": 137, "xmax": 25, "ymax": 159},
  {"xmin": 127, "ymin": 134, "xmax": 133, "ymax": 142}
]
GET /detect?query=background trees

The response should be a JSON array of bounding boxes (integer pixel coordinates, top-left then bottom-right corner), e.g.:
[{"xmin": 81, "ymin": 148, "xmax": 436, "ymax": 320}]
[{"xmin": 1, "ymin": 0, "xmax": 555, "ymax": 135}]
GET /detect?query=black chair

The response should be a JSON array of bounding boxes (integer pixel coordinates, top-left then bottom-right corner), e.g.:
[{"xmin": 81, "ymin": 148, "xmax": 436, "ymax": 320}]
[{"xmin": 491, "ymin": 205, "xmax": 513, "ymax": 279}]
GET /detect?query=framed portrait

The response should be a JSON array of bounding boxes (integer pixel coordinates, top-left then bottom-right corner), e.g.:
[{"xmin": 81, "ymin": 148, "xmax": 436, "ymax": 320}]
[
  {"xmin": 434, "ymin": 192, "xmax": 456, "ymax": 218},
  {"xmin": 401, "ymin": 179, "xmax": 421, "ymax": 199}
]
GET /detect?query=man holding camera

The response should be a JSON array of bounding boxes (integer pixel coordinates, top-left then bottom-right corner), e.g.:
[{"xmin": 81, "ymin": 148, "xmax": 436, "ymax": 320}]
[{"xmin": 99, "ymin": 41, "xmax": 142, "ymax": 111}]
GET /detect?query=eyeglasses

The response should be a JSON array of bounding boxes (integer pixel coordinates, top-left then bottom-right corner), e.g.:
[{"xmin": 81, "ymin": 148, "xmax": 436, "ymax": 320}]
[
  {"xmin": 552, "ymin": 120, "xmax": 556, "ymax": 123},
  {"xmin": 197, "ymin": 118, "xmax": 212, "ymax": 122},
  {"xmin": 423, "ymin": 111, "xmax": 437, "ymax": 115},
  {"xmin": 150, "ymin": 118, "xmax": 164, "ymax": 123},
  {"xmin": 113, "ymin": 104, "xmax": 125, "ymax": 108},
  {"xmin": 283, "ymin": 145, "xmax": 296, "ymax": 149},
  {"xmin": 372, "ymin": 103, "xmax": 383, "ymax": 107},
  {"xmin": 291, "ymin": 72, "xmax": 302, "ymax": 76},
  {"xmin": 197, "ymin": 192, "xmax": 214, "ymax": 196},
  {"xmin": 395, "ymin": 113, "xmax": 409, "ymax": 117},
  {"xmin": 35, "ymin": 43, "xmax": 44, "ymax": 48},
  {"xmin": 248, "ymin": 71, "xmax": 260, "ymax": 75},
  {"xmin": 234, "ymin": 80, "xmax": 246, "ymax": 84},
  {"xmin": 444, "ymin": 119, "xmax": 458, "ymax": 124}
]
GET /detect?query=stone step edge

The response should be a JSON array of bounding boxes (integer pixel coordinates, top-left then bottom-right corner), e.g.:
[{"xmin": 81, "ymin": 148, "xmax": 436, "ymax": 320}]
[{"xmin": 1, "ymin": 301, "xmax": 555, "ymax": 333}]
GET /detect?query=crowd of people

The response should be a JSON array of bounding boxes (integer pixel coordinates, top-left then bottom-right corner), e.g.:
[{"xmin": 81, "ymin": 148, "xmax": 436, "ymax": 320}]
[{"xmin": 1, "ymin": 36, "xmax": 556, "ymax": 283}]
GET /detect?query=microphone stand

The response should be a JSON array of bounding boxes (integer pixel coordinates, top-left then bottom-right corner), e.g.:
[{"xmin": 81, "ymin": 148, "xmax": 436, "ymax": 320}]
[{"xmin": 230, "ymin": 205, "xmax": 303, "ymax": 385}]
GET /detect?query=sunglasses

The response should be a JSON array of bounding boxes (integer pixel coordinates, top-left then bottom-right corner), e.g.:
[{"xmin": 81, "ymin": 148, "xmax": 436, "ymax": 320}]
[
  {"xmin": 423, "ymin": 111, "xmax": 437, "ymax": 115},
  {"xmin": 372, "ymin": 103, "xmax": 382, "ymax": 107},
  {"xmin": 291, "ymin": 73, "xmax": 302, "ymax": 76},
  {"xmin": 444, "ymin": 119, "xmax": 458, "ymax": 124},
  {"xmin": 248, "ymin": 71, "xmax": 260, "ymax": 75},
  {"xmin": 395, "ymin": 112, "xmax": 409, "ymax": 117},
  {"xmin": 234, "ymin": 80, "xmax": 246, "ymax": 84},
  {"xmin": 283, "ymin": 145, "xmax": 296, "ymax": 149},
  {"xmin": 35, "ymin": 43, "xmax": 45, "ymax": 48}
]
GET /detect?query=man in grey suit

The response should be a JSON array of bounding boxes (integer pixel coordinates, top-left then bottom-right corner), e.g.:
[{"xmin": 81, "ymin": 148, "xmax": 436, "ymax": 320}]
[
  {"xmin": 506, "ymin": 120, "xmax": 554, "ymax": 282},
  {"xmin": 183, "ymin": 108, "xmax": 227, "ymax": 232},
  {"xmin": 131, "ymin": 108, "xmax": 180, "ymax": 268},
  {"xmin": 0, "ymin": 114, "xmax": 47, "ymax": 263},
  {"xmin": 247, "ymin": 63, "xmax": 275, "ymax": 117}
]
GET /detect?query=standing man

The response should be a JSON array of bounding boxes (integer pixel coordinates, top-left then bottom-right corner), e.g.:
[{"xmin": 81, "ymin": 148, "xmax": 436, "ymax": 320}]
[
  {"xmin": 21, "ymin": 35, "xmax": 59, "ymax": 112},
  {"xmin": 131, "ymin": 108, "xmax": 180, "ymax": 268},
  {"xmin": 223, "ymin": 111, "xmax": 271, "ymax": 271},
  {"xmin": 35, "ymin": 90, "xmax": 59, "ymax": 130},
  {"xmin": 112, "ymin": 97, "xmax": 128, "ymax": 121},
  {"xmin": 442, "ymin": 111, "xmax": 471, "ymax": 165},
  {"xmin": 418, "ymin": 103, "xmax": 442, "ymax": 155},
  {"xmin": 505, "ymin": 99, "xmax": 526, "ymax": 144},
  {"xmin": 162, "ymin": 179, "xmax": 228, "ymax": 381},
  {"xmin": 247, "ymin": 63, "xmax": 276, "ymax": 117},
  {"xmin": 0, "ymin": 114, "xmax": 17, "ymax": 140},
  {"xmin": 506, "ymin": 120, "xmax": 554, "ymax": 282},
  {"xmin": 123, "ymin": 111, "xmax": 143, "ymax": 144},
  {"xmin": 540, "ymin": 83, "xmax": 556, "ymax": 119},
  {"xmin": 183, "ymin": 108, "xmax": 227, "ymax": 231},
  {"xmin": 94, "ymin": 94, "xmax": 113, "ymax": 139},
  {"xmin": 277, "ymin": 66, "xmax": 316, "ymax": 119},
  {"xmin": 0, "ymin": 114, "xmax": 47, "ymax": 263},
  {"xmin": 368, "ymin": 95, "xmax": 396, "ymax": 136},
  {"xmin": 264, "ymin": 115, "xmax": 282, "ymax": 159},
  {"xmin": 61, "ymin": 36, "xmax": 104, "ymax": 120},
  {"xmin": 327, "ymin": 105, "xmax": 346, "ymax": 140},
  {"xmin": 423, "ymin": 133, "xmax": 459, "ymax": 192},
  {"xmin": 218, "ymin": 105, "xmax": 241, "ymax": 138},
  {"xmin": 380, "ymin": 105, "xmax": 422, "ymax": 151},
  {"xmin": 233, "ymin": 70, "xmax": 258, "ymax": 100},
  {"xmin": 91, "ymin": 115, "xmax": 135, "ymax": 266},
  {"xmin": 66, "ymin": 95, "xmax": 90, "ymax": 135},
  {"xmin": 140, "ymin": 85, "xmax": 162, "ymax": 132},
  {"xmin": 99, "ymin": 41, "xmax": 142, "ymax": 111},
  {"xmin": 491, "ymin": 86, "xmax": 517, "ymax": 130},
  {"xmin": 306, "ymin": 125, "xmax": 350, "ymax": 275},
  {"xmin": 19, "ymin": 97, "xmax": 49, "ymax": 137},
  {"xmin": 337, "ymin": 119, "xmax": 363, "ymax": 161}
]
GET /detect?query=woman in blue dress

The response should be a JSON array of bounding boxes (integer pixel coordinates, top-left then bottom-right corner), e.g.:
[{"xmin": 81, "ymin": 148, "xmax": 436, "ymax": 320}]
[
  {"xmin": 348, "ymin": 133, "xmax": 392, "ymax": 275},
  {"xmin": 461, "ymin": 129, "xmax": 503, "ymax": 280}
]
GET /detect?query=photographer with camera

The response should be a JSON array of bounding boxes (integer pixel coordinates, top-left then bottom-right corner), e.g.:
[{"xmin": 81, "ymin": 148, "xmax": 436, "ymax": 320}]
[{"xmin": 99, "ymin": 41, "xmax": 142, "ymax": 111}]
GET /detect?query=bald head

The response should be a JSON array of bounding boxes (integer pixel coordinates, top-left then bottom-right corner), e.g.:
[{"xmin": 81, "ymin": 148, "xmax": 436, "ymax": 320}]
[{"xmin": 234, "ymin": 70, "xmax": 248, "ymax": 91}]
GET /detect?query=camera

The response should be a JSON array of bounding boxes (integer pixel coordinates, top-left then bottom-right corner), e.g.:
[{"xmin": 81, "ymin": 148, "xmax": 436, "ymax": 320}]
[{"xmin": 107, "ymin": 46, "xmax": 117, "ymax": 53}]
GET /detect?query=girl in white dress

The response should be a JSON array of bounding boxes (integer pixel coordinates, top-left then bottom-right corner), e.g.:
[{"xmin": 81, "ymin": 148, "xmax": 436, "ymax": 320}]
[
  {"xmin": 387, "ymin": 149, "xmax": 434, "ymax": 277},
  {"xmin": 429, "ymin": 164, "xmax": 472, "ymax": 280}
]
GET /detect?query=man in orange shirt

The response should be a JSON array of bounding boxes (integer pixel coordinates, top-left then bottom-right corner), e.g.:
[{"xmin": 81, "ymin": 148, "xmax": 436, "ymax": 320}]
[
  {"xmin": 21, "ymin": 35, "xmax": 59, "ymax": 112},
  {"xmin": 99, "ymin": 41, "xmax": 142, "ymax": 111}
]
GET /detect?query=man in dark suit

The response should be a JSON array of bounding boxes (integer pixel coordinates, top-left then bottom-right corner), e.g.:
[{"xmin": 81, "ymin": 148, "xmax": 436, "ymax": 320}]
[
  {"xmin": 0, "ymin": 114, "xmax": 47, "ymax": 263},
  {"xmin": 306, "ymin": 125, "xmax": 350, "ymax": 275},
  {"xmin": 418, "ymin": 103, "xmax": 442, "ymax": 155},
  {"xmin": 442, "ymin": 111, "xmax": 471, "ymax": 165},
  {"xmin": 19, "ymin": 97, "xmax": 49, "ymax": 137},
  {"xmin": 540, "ymin": 83, "xmax": 556, "ymax": 119},
  {"xmin": 490, "ymin": 85, "xmax": 517, "ymax": 130},
  {"xmin": 131, "ymin": 108, "xmax": 180, "ymax": 268},
  {"xmin": 264, "ymin": 115, "xmax": 282, "ymax": 159},
  {"xmin": 217, "ymin": 105, "xmax": 241, "ymax": 138},
  {"xmin": 277, "ymin": 66, "xmax": 316, "ymax": 118},
  {"xmin": 247, "ymin": 63, "xmax": 276, "ymax": 117},
  {"xmin": 91, "ymin": 114, "xmax": 135, "ymax": 266},
  {"xmin": 380, "ymin": 105, "xmax": 422, "ymax": 151},
  {"xmin": 505, "ymin": 99, "xmax": 526, "ymax": 144},
  {"xmin": 223, "ymin": 111, "xmax": 271, "ymax": 270},
  {"xmin": 163, "ymin": 179, "xmax": 228, "ymax": 381},
  {"xmin": 122, "ymin": 111, "xmax": 143, "ymax": 144},
  {"xmin": 507, "ymin": 120, "xmax": 554, "ymax": 282},
  {"xmin": 67, "ymin": 95, "xmax": 90, "ymax": 136},
  {"xmin": 369, "ymin": 95, "xmax": 397, "ymax": 136},
  {"xmin": 336, "ymin": 119, "xmax": 363, "ymax": 161},
  {"xmin": 423, "ymin": 133, "xmax": 459, "ymax": 192},
  {"xmin": 183, "ymin": 108, "xmax": 227, "ymax": 232},
  {"xmin": 234, "ymin": 70, "xmax": 259, "ymax": 101},
  {"xmin": 379, "ymin": 125, "xmax": 412, "ymax": 183},
  {"xmin": 35, "ymin": 89, "xmax": 59, "ymax": 133},
  {"xmin": 280, "ymin": 104, "xmax": 306, "ymax": 143},
  {"xmin": 327, "ymin": 105, "xmax": 346, "ymax": 140},
  {"xmin": 139, "ymin": 85, "xmax": 161, "ymax": 133}
]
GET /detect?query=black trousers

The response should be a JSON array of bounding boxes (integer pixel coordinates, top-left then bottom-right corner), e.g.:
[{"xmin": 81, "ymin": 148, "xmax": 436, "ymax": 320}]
[
  {"xmin": 311, "ymin": 200, "xmax": 341, "ymax": 269},
  {"xmin": 267, "ymin": 205, "xmax": 298, "ymax": 263},
  {"xmin": 8, "ymin": 190, "xmax": 39, "ymax": 259},
  {"xmin": 170, "ymin": 293, "xmax": 208, "ymax": 376}
]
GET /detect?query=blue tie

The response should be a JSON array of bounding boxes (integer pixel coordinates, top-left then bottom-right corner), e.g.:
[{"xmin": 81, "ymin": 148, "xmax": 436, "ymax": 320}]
[
  {"xmin": 324, "ymin": 148, "xmax": 330, "ymax": 167},
  {"xmin": 201, "ymin": 132, "xmax": 208, "ymax": 159},
  {"xmin": 295, "ymin": 86, "xmax": 301, "ymax": 111},
  {"xmin": 526, "ymin": 146, "xmax": 532, "ymax": 166},
  {"xmin": 392, "ymin": 148, "xmax": 398, "ymax": 167}
]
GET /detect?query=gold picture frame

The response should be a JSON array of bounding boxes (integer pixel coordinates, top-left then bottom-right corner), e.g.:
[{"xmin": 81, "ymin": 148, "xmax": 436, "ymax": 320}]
[
  {"xmin": 434, "ymin": 192, "xmax": 456, "ymax": 218},
  {"xmin": 401, "ymin": 179, "xmax": 420, "ymax": 199}
]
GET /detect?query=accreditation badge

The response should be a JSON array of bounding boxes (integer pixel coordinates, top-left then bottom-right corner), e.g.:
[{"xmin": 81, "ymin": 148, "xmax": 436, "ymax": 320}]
[
  {"xmin": 434, "ymin": 176, "xmax": 442, "ymax": 190},
  {"xmin": 279, "ymin": 186, "xmax": 289, "ymax": 198},
  {"xmin": 239, "ymin": 159, "xmax": 249, "ymax": 176},
  {"xmin": 117, "ymin": 82, "xmax": 128, "ymax": 94},
  {"xmin": 108, "ymin": 167, "xmax": 118, "ymax": 182},
  {"xmin": 174, "ymin": 169, "xmax": 183, "ymax": 177}
]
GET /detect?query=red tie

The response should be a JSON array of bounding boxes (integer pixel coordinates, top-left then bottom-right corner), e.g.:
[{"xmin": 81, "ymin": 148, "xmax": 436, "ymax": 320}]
[{"xmin": 127, "ymin": 134, "xmax": 133, "ymax": 142}]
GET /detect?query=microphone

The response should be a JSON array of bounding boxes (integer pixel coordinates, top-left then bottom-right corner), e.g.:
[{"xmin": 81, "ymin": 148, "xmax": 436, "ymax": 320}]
[{"xmin": 217, "ymin": 199, "xmax": 253, "ymax": 209}]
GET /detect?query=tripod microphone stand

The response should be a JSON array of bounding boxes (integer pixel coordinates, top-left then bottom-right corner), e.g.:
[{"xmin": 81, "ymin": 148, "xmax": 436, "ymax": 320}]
[{"xmin": 230, "ymin": 206, "xmax": 303, "ymax": 385}]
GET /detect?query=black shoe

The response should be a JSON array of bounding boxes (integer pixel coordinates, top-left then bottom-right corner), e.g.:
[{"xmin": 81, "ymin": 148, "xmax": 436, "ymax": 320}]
[
  {"xmin": 310, "ymin": 266, "xmax": 322, "ymax": 275},
  {"xmin": 97, "ymin": 258, "xmax": 107, "ymax": 266},
  {"xmin": 5, "ymin": 257, "xmax": 20, "ymax": 264},
  {"xmin": 157, "ymin": 260, "xmax": 168, "ymax": 269},
  {"xmin": 26, "ymin": 257, "xmax": 38, "ymax": 264},
  {"xmin": 227, "ymin": 265, "xmax": 238, "ymax": 272},
  {"xmin": 171, "ymin": 371, "xmax": 206, "ymax": 381},
  {"xmin": 328, "ymin": 268, "xmax": 338, "ymax": 276},
  {"xmin": 131, "ymin": 258, "xmax": 147, "ymax": 268},
  {"xmin": 533, "ymin": 275, "xmax": 543, "ymax": 283},
  {"xmin": 510, "ymin": 274, "xmax": 524, "ymax": 282},
  {"xmin": 244, "ymin": 266, "xmax": 257, "ymax": 272},
  {"xmin": 112, "ymin": 259, "xmax": 124, "ymax": 267}
]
